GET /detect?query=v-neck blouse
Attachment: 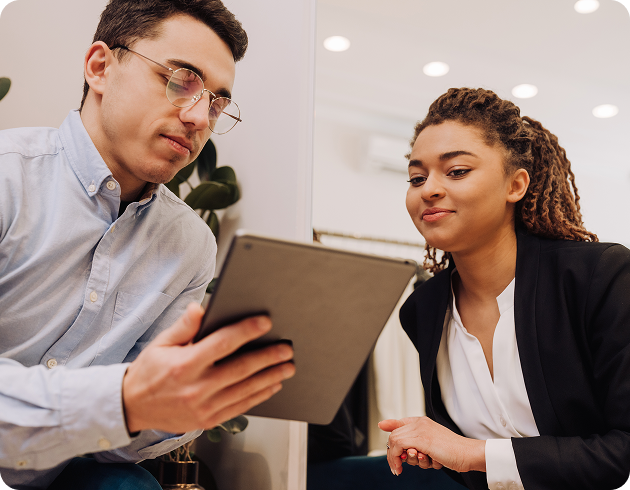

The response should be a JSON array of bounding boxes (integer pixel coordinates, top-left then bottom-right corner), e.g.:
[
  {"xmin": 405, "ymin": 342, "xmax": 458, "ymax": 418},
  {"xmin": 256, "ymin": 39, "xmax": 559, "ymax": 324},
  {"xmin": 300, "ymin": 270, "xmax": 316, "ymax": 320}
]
[{"xmin": 436, "ymin": 275, "xmax": 539, "ymax": 490}]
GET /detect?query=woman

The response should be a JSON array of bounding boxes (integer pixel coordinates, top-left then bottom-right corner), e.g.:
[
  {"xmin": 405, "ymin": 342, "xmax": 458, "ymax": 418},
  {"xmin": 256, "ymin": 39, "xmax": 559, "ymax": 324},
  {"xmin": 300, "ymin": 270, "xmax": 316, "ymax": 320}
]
[{"xmin": 379, "ymin": 87, "xmax": 630, "ymax": 490}]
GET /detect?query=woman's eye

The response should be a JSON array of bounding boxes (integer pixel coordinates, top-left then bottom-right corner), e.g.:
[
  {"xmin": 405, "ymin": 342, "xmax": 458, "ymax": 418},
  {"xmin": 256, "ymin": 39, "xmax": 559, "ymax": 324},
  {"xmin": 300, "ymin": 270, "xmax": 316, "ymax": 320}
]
[
  {"xmin": 407, "ymin": 176, "xmax": 426, "ymax": 186},
  {"xmin": 448, "ymin": 168, "xmax": 471, "ymax": 178}
]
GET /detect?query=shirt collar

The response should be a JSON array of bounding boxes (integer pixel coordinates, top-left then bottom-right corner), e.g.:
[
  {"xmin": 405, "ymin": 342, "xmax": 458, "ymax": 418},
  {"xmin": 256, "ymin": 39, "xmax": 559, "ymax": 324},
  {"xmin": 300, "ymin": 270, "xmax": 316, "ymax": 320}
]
[
  {"xmin": 58, "ymin": 110, "xmax": 114, "ymax": 198},
  {"xmin": 58, "ymin": 110, "xmax": 161, "ymax": 211}
]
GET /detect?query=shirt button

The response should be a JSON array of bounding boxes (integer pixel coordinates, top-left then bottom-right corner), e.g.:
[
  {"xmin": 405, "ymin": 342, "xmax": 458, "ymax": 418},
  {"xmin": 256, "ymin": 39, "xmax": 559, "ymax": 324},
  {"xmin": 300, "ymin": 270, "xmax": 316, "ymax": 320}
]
[
  {"xmin": 46, "ymin": 358, "xmax": 57, "ymax": 369},
  {"xmin": 508, "ymin": 483, "xmax": 519, "ymax": 490},
  {"xmin": 88, "ymin": 184, "xmax": 96, "ymax": 192},
  {"xmin": 499, "ymin": 416, "xmax": 507, "ymax": 427},
  {"xmin": 110, "ymin": 224, "xmax": 116, "ymax": 233},
  {"xmin": 496, "ymin": 484, "xmax": 505, "ymax": 490},
  {"xmin": 106, "ymin": 181, "xmax": 117, "ymax": 191},
  {"xmin": 16, "ymin": 459, "xmax": 28, "ymax": 468},
  {"xmin": 89, "ymin": 291, "xmax": 98, "ymax": 303},
  {"xmin": 98, "ymin": 437, "xmax": 111, "ymax": 450}
]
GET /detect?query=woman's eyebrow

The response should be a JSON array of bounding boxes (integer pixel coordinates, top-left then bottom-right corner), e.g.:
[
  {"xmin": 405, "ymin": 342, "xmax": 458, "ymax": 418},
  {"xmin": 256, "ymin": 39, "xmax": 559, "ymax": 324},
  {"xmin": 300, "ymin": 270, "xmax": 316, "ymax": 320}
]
[
  {"xmin": 408, "ymin": 150, "xmax": 477, "ymax": 169},
  {"xmin": 439, "ymin": 150, "xmax": 478, "ymax": 161}
]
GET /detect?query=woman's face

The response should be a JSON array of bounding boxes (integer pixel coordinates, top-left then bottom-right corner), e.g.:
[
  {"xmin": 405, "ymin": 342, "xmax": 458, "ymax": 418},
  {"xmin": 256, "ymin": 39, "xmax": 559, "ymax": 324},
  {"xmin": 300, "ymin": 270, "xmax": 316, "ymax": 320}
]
[{"xmin": 406, "ymin": 121, "xmax": 528, "ymax": 256}]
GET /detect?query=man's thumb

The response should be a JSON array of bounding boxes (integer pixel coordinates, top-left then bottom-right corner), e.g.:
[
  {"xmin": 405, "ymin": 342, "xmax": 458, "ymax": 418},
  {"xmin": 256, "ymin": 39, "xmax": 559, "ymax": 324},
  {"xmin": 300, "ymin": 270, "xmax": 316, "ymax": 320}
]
[{"xmin": 154, "ymin": 303, "xmax": 204, "ymax": 346}]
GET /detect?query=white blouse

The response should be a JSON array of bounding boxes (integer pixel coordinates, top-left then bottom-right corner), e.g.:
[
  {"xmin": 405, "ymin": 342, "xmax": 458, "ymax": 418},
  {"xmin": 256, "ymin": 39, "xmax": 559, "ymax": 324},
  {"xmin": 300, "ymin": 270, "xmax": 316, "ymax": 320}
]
[{"xmin": 436, "ymin": 276, "xmax": 539, "ymax": 490}]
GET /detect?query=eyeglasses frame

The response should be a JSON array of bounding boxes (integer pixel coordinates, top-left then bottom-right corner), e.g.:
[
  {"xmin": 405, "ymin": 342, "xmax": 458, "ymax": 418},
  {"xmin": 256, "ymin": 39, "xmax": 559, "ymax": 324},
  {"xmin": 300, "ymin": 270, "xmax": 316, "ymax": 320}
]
[{"xmin": 109, "ymin": 44, "xmax": 242, "ymax": 134}]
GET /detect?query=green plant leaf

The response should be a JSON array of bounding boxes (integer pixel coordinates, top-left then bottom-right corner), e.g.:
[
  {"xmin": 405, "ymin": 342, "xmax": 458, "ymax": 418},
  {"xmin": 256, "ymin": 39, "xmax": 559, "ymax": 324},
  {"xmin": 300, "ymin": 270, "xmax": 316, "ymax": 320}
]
[
  {"xmin": 205, "ymin": 429, "xmax": 222, "ymax": 443},
  {"xmin": 206, "ymin": 210, "xmax": 219, "ymax": 239},
  {"xmin": 217, "ymin": 415, "xmax": 249, "ymax": 434},
  {"xmin": 206, "ymin": 278, "xmax": 218, "ymax": 294},
  {"xmin": 164, "ymin": 179, "xmax": 180, "ymax": 198},
  {"xmin": 184, "ymin": 181, "xmax": 234, "ymax": 210},
  {"xmin": 0, "ymin": 78, "xmax": 11, "ymax": 102},
  {"xmin": 174, "ymin": 161, "xmax": 196, "ymax": 184},
  {"xmin": 197, "ymin": 139, "xmax": 217, "ymax": 182},
  {"xmin": 210, "ymin": 166, "xmax": 236, "ymax": 184}
]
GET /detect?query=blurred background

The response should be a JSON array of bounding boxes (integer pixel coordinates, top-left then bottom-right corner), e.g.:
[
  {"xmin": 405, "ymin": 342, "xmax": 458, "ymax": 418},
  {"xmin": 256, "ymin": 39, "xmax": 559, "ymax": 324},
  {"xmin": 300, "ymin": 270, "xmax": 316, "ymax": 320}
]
[{"xmin": 313, "ymin": 0, "xmax": 630, "ymax": 248}]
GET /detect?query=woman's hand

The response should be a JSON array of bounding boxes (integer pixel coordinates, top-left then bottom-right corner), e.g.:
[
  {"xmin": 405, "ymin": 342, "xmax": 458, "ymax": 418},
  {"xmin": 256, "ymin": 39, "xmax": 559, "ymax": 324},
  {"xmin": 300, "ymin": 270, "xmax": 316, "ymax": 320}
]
[
  {"xmin": 404, "ymin": 447, "xmax": 442, "ymax": 470},
  {"xmin": 379, "ymin": 416, "xmax": 486, "ymax": 476}
]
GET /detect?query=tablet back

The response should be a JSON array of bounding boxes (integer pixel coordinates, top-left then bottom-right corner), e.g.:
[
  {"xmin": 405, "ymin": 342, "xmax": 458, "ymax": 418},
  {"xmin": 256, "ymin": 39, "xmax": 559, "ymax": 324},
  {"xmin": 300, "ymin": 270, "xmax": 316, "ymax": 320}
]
[{"xmin": 196, "ymin": 231, "xmax": 417, "ymax": 424}]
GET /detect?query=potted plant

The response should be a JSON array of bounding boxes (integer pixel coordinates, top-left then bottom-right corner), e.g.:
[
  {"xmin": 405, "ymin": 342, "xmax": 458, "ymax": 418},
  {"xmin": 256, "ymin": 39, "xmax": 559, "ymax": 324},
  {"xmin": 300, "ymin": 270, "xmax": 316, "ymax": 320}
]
[
  {"xmin": 0, "ymin": 77, "xmax": 10, "ymax": 102},
  {"xmin": 157, "ymin": 416, "xmax": 249, "ymax": 490}
]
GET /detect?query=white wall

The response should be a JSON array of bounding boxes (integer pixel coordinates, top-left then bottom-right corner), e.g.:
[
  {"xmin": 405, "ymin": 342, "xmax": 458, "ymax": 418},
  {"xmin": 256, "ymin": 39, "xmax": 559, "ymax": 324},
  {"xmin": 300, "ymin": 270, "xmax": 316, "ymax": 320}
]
[
  {"xmin": 0, "ymin": 0, "xmax": 106, "ymax": 129},
  {"xmin": 0, "ymin": 1, "xmax": 315, "ymax": 489}
]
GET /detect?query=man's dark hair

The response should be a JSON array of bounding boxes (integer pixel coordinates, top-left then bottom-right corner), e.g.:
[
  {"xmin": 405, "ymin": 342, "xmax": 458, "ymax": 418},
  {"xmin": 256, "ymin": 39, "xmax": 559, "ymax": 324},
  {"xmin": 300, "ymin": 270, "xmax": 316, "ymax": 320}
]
[{"xmin": 80, "ymin": 0, "xmax": 248, "ymax": 110}]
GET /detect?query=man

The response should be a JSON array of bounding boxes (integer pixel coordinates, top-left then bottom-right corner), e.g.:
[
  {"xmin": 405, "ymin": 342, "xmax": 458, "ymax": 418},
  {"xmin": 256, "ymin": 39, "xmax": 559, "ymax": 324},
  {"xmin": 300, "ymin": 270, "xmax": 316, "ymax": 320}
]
[{"xmin": 0, "ymin": 1, "xmax": 295, "ymax": 488}]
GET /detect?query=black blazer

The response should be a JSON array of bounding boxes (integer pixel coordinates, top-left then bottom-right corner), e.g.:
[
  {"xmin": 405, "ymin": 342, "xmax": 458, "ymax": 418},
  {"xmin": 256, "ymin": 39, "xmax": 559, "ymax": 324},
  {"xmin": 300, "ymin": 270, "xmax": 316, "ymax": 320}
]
[{"xmin": 400, "ymin": 229, "xmax": 630, "ymax": 490}]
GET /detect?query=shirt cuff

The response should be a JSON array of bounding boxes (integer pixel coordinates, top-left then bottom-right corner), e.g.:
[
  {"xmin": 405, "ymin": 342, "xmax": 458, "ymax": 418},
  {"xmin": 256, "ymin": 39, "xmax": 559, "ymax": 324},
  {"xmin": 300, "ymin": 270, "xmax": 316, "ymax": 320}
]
[
  {"xmin": 59, "ymin": 363, "xmax": 133, "ymax": 457},
  {"xmin": 486, "ymin": 439, "xmax": 524, "ymax": 490}
]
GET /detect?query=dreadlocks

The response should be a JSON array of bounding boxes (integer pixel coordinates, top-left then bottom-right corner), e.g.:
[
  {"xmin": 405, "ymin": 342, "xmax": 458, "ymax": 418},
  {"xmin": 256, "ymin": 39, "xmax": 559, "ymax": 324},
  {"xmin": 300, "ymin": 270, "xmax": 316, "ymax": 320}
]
[{"xmin": 411, "ymin": 87, "xmax": 597, "ymax": 274}]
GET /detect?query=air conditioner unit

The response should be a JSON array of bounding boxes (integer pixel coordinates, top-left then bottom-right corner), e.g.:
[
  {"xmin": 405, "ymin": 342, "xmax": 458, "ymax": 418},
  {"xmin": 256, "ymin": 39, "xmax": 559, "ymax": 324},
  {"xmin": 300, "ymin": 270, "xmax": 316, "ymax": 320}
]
[{"xmin": 366, "ymin": 134, "xmax": 411, "ymax": 174}]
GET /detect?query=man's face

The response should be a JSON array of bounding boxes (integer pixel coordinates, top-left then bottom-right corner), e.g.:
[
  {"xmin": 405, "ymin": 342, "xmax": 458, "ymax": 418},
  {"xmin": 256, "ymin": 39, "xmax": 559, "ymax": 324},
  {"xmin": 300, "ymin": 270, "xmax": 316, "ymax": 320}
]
[{"xmin": 97, "ymin": 14, "xmax": 236, "ymax": 192}]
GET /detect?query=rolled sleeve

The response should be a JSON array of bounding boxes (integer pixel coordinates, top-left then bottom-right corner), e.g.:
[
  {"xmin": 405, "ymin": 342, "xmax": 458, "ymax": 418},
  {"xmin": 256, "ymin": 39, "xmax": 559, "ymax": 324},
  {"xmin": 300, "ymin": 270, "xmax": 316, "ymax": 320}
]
[{"xmin": 486, "ymin": 439, "xmax": 523, "ymax": 490}]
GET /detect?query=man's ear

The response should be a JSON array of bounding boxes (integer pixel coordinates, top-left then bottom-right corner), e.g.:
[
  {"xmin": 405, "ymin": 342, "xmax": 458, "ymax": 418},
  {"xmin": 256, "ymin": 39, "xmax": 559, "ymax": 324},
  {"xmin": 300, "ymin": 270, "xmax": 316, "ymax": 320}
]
[
  {"xmin": 507, "ymin": 168, "xmax": 530, "ymax": 203},
  {"xmin": 84, "ymin": 41, "xmax": 114, "ymax": 96}
]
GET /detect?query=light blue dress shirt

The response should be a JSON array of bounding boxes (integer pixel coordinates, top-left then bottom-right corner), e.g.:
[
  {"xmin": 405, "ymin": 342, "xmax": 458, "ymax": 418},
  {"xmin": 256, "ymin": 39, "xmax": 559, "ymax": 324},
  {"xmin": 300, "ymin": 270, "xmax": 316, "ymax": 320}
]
[{"xmin": 0, "ymin": 111, "xmax": 216, "ymax": 489}]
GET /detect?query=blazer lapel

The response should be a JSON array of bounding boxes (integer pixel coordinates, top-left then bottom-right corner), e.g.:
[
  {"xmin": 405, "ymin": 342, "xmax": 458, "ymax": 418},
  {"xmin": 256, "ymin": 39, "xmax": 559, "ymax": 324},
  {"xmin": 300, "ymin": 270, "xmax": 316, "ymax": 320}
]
[
  {"xmin": 409, "ymin": 262, "xmax": 464, "ymax": 434},
  {"xmin": 514, "ymin": 229, "xmax": 563, "ymax": 435}
]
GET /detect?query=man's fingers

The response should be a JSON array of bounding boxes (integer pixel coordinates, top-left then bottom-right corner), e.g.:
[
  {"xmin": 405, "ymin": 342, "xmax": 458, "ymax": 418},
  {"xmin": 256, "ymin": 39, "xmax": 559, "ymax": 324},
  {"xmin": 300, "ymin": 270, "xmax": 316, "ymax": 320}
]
[
  {"xmin": 201, "ymin": 360, "xmax": 295, "ymax": 417},
  {"xmin": 195, "ymin": 362, "xmax": 295, "ymax": 429},
  {"xmin": 209, "ymin": 341, "xmax": 294, "ymax": 389},
  {"xmin": 189, "ymin": 316, "xmax": 273, "ymax": 365},
  {"xmin": 203, "ymin": 382, "xmax": 285, "ymax": 430}
]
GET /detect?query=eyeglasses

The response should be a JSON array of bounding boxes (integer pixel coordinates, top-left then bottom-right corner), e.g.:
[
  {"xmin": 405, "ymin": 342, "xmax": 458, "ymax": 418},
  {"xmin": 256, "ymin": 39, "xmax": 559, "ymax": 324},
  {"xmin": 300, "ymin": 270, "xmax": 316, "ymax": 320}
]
[{"xmin": 111, "ymin": 45, "xmax": 241, "ymax": 135}]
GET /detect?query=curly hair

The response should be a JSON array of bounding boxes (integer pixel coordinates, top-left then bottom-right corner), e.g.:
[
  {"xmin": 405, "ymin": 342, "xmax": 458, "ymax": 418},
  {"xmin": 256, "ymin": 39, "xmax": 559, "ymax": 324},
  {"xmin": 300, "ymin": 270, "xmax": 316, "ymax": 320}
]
[
  {"xmin": 80, "ymin": 0, "xmax": 248, "ymax": 111},
  {"xmin": 410, "ymin": 87, "xmax": 597, "ymax": 274}
]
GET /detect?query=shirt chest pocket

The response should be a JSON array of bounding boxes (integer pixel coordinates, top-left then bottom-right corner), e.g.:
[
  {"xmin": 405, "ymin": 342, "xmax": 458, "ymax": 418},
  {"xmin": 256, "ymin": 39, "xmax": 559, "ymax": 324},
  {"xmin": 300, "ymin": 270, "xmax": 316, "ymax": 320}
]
[{"xmin": 91, "ymin": 291, "xmax": 174, "ymax": 365}]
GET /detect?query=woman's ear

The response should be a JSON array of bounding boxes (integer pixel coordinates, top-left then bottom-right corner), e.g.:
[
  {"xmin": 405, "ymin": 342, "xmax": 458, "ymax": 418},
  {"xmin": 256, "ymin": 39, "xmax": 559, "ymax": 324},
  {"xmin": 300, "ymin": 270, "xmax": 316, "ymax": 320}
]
[
  {"xmin": 84, "ymin": 41, "xmax": 113, "ymax": 96},
  {"xmin": 507, "ymin": 168, "xmax": 530, "ymax": 203}
]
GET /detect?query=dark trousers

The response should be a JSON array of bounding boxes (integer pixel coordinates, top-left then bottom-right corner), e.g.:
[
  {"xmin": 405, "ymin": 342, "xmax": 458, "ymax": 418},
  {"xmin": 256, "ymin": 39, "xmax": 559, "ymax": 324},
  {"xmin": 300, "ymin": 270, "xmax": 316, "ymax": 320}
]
[
  {"xmin": 47, "ymin": 457, "xmax": 161, "ymax": 490},
  {"xmin": 308, "ymin": 455, "xmax": 467, "ymax": 490}
]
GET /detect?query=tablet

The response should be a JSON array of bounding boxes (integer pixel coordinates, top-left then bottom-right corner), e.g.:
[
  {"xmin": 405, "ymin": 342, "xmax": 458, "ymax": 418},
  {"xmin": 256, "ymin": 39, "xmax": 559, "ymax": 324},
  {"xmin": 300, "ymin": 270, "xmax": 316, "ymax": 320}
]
[{"xmin": 195, "ymin": 231, "xmax": 417, "ymax": 424}]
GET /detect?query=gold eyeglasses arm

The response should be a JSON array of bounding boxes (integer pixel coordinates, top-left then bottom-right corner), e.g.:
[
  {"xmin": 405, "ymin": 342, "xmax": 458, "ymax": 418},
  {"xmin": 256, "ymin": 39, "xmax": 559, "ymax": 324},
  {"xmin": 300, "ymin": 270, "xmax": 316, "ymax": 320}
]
[{"xmin": 110, "ymin": 45, "xmax": 174, "ymax": 75}]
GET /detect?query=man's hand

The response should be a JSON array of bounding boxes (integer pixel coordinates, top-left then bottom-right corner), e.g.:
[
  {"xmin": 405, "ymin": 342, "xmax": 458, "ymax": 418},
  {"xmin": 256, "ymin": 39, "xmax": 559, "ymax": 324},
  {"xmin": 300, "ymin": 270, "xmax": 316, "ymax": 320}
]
[
  {"xmin": 122, "ymin": 303, "xmax": 295, "ymax": 434},
  {"xmin": 379, "ymin": 417, "xmax": 486, "ymax": 476}
]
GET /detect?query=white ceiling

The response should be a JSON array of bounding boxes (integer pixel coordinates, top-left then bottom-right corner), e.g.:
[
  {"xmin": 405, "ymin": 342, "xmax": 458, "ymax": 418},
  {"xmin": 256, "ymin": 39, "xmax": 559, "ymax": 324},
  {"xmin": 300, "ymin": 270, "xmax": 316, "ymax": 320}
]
[{"xmin": 315, "ymin": 0, "xmax": 630, "ymax": 179}]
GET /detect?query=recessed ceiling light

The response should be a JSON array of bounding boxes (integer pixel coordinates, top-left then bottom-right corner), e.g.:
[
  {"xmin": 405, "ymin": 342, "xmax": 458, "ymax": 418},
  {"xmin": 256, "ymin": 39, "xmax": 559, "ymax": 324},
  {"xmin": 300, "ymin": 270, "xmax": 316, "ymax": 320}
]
[
  {"xmin": 592, "ymin": 104, "xmax": 619, "ymax": 118},
  {"xmin": 422, "ymin": 62, "xmax": 449, "ymax": 77},
  {"xmin": 323, "ymin": 36, "xmax": 350, "ymax": 52},
  {"xmin": 512, "ymin": 84, "xmax": 538, "ymax": 99},
  {"xmin": 574, "ymin": 0, "xmax": 600, "ymax": 13}
]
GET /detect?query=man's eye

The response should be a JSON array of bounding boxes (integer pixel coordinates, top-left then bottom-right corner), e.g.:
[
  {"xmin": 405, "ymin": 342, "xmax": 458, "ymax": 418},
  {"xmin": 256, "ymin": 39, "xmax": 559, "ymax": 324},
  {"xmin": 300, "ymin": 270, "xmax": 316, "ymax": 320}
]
[{"xmin": 407, "ymin": 176, "xmax": 426, "ymax": 186}]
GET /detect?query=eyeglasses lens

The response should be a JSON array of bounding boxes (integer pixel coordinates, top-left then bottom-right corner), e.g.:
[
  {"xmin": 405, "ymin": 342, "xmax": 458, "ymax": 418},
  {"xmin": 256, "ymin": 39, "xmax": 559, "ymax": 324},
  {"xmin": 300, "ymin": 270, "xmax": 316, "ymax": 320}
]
[
  {"xmin": 166, "ymin": 68, "xmax": 240, "ymax": 134},
  {"xmin": 210, "ymin": 98, "xmax": 240, "ymax": 134},
  {"xmin": 166, "ymin": 69, "xmax": 202, "ymax": 107}
]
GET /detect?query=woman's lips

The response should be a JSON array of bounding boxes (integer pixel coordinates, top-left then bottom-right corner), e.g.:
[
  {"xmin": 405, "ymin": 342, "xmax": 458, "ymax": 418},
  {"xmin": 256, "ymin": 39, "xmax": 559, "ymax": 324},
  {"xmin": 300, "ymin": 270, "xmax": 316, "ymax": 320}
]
[{"xmin": 422, "ymin": 208, "xmax": 454, "ymax": 222}]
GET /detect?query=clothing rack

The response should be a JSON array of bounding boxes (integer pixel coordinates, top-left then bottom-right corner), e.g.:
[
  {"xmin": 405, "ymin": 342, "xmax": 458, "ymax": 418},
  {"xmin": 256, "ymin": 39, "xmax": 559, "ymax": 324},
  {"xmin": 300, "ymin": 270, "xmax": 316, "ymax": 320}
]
[
  {"xmin": 313, "ymin": 229, "xmax": 429, "ymax": 283},
  {"xmin": 313, "ymin": 229, "xmax": 425, "ymax": 249}
]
